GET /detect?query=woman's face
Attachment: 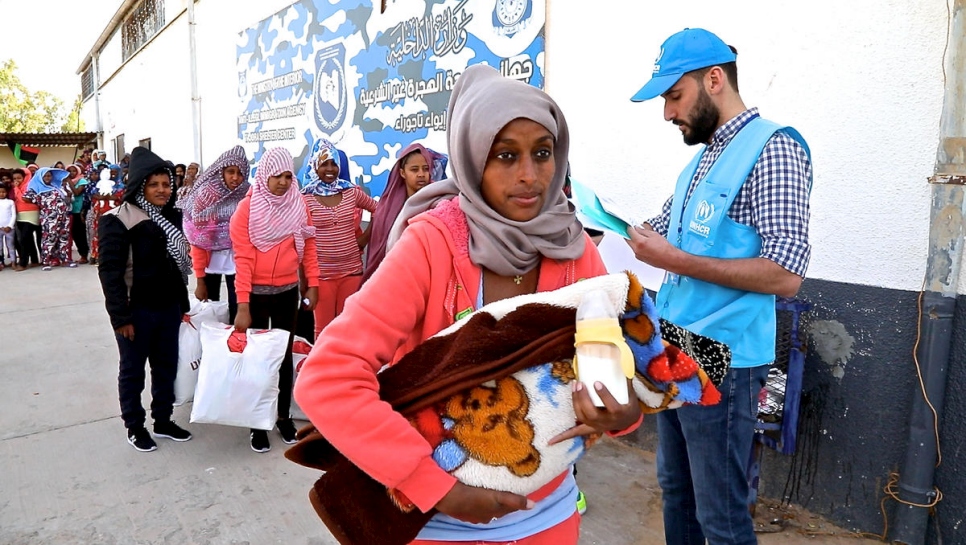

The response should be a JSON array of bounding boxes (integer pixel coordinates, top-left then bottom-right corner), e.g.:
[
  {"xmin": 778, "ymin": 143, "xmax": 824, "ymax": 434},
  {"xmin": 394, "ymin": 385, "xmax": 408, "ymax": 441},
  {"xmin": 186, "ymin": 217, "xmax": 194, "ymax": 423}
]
[
  {"xmin": 480, "ymin": 118, "xmax": 555, "ymax": 222},
  {"xmin": 42, "ymin": 172, "xmax": 53, "ymax": 184},
  {"xmin": 186, "ymin": 163, "xmax": 199, "ymax": 178},
  {"xmin": 315, "ymin": 157, "xmax": 340, "ymax": 184},
  {"xmin": 401, "ymin": 152, "xmax": 430, "ymax": 198},
  {"xmin": 12, "ymin": 172, "xmax": 24, "ymax": 185},
  {"xmin": 54, "ymin": 162, "xmax": 65, "ymax": 169},
  {"xmin": 223, "ymin": 165, "xmax": 244, "ymax": 190},
  {"xmin": 267, "ymin": 171, "xmax": 293, "ymax": 196},
  {"xmin": 175, "ymin": 165, "xmax": 186, "ymax": 177},
  {"xmin": 143, "ymin": 173, "xmax": 172, "ymax": 206}
]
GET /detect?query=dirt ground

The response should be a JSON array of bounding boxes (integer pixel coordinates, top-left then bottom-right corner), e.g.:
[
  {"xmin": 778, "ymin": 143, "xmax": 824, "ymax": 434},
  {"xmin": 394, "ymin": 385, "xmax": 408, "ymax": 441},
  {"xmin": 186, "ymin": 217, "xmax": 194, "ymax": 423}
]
[{"xmin": 576, "ymin": 439, "xmax": 884, "ymax": 545}]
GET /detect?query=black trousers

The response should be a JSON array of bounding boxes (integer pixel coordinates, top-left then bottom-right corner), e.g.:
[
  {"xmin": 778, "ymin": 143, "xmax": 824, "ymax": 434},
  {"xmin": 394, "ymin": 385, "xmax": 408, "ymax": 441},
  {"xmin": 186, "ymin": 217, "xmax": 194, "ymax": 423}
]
[
  {"xmin": 14, "ymin": 221, "xmax": 40, "ymax": 267},
  {"xmin": 248, "ymin": 287, "xmax": 298, "ymax": 424},
  {"xmin": 203, "ymin": 273, "xmax": 238, "ymax": 323},
  {"xmin": 116, "ymin": 305, "xmax": 181, "ymax": 430},
  {"xmin": 71, "ymin": 212, "xmax": 89, "ymax": 259}
]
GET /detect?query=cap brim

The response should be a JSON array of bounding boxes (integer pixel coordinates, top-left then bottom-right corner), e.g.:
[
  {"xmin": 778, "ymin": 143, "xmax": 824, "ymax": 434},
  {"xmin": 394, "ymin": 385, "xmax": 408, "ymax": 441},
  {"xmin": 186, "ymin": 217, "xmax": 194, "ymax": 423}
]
[{"xmin": 630, "ymin": 73, "xmax": 682, "ymax": 102}]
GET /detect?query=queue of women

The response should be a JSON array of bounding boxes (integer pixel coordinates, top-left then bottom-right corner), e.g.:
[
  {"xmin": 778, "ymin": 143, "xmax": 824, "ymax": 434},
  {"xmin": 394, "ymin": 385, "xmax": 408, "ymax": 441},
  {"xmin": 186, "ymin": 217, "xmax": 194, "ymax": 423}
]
[{"xmin": 92, "ymin": 64, "xmax": 639, "ymax": 544}]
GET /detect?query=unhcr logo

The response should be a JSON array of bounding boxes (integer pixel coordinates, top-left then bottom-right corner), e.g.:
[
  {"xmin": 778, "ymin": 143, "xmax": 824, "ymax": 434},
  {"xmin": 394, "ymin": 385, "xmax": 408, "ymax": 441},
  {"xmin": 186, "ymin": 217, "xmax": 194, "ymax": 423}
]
[
  {"xmin": 688, "ymin": 199, "xmax": 715, "ymax": 237},
  {"xmin": 653, "ymin": 47, "xmax": 664, "ymax": 73}
]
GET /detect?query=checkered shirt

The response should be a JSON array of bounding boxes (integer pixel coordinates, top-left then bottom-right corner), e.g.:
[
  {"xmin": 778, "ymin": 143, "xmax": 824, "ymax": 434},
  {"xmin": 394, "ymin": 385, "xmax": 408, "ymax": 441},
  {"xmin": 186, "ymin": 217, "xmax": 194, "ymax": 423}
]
[{"xmin": 648, "ymin": 108, "xmax": 812, "ymax": 277}]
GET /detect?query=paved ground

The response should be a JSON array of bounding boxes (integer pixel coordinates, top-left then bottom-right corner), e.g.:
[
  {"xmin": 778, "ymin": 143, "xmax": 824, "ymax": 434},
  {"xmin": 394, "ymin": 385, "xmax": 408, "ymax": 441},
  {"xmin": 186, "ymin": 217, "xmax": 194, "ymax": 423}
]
[{"xmin": 0, "ymin": 263, "xmax": 882, "ymax": 544}]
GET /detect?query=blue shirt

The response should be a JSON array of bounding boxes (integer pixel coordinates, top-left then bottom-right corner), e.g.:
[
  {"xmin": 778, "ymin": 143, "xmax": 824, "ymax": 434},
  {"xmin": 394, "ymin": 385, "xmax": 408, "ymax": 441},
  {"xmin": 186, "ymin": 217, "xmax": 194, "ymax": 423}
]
[{"xmin": 648, "ymin": 108, "xmax": 812, "ymax": 277}]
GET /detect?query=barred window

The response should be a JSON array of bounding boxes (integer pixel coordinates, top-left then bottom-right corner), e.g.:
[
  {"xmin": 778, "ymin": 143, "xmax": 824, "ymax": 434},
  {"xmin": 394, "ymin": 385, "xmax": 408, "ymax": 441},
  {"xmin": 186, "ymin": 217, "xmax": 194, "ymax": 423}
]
[
  {"xmin": 81, "ymin": 64, "xmax": 95, "ymax": 100},
  {"xmin": 121, "ymin": 0, "xmax": 165, "ymax": 62}
]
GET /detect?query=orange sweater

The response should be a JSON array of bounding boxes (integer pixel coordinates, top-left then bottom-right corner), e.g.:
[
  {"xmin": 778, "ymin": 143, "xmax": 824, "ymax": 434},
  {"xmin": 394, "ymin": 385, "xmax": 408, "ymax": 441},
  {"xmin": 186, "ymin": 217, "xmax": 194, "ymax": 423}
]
[
  {"xmin": 13, "ymin": 182, "xmax": 40, "ymax": 214},
  {"xmin": 229, "ymin": 195, "xmax": 320, "ymax": 304},
  {"xmin": 294, "ymin": 199, "xmax": 608, "ymax": 513}
]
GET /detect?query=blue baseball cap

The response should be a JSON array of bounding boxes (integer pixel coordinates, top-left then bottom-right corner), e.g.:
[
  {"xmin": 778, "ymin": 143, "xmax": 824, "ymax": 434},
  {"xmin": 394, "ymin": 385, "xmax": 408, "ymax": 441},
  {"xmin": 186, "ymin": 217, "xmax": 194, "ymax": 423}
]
[{"xmin": 631, "ymin": 28, "xmax": 737, "ymax": 102}]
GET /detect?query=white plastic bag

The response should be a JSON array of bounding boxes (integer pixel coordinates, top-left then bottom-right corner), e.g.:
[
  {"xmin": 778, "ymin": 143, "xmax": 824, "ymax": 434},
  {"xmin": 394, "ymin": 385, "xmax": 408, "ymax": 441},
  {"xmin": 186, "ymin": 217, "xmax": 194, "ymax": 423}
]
[
  {"xmin": 188, "ymin": 294, "xmax": 229, "ymax": 325},
  {"xmin": 190, "ymin": 323, "xmax": 289, "ymax": 430},
  {"xmin": 174, "ymin": 317, "xmax": 203, "ymax": 406},
  {"xmin": 174, "ymin": 297, "xmax": 231, "ymax": 405},
  {"xmin": 289, "ymin": 336, "xmax": 314, "ymax": 421}
]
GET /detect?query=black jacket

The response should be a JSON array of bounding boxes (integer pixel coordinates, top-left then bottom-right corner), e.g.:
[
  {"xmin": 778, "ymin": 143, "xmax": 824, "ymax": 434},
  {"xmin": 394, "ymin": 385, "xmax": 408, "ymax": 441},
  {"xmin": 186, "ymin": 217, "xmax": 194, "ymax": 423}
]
[{"xmin": 97, "ymin": 147, "xmax": 188, "ymax": 329}]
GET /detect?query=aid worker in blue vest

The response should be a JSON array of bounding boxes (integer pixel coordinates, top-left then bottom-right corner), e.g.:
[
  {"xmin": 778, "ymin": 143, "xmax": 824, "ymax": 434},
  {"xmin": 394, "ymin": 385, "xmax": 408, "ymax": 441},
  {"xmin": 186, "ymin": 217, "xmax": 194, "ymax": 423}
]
[{"xmin": 625, "ymin": 28, "xmax": 812, "ymax": 545}]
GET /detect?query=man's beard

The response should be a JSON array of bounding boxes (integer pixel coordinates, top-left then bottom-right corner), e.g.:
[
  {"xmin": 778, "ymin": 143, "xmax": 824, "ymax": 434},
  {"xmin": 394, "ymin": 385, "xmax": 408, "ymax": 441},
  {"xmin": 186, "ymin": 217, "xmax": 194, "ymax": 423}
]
[{"xmin": 678, "ymin": 89, "xmax": 719, "ymax": 146}]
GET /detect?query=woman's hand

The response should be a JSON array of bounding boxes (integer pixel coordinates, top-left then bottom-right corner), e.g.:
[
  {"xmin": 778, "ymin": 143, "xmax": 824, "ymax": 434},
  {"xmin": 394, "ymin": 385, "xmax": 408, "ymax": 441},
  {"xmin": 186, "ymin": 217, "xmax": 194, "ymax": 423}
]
[
  {"xmin": 194, "ymin": 280, "xmax": 208, "ymax": 302},
  {"xmin": 302, "ymin": 287, "xmax": 318, "ymax": 311},
  {"xmin": 435, "ymin": 482, "xmax": 533, "ymax": 524},
  {"xmin": 234, "ymin": 304, "xmax": 252, "ymax": 332},
  {"xmin": 547, "ymin": 379, "xmax": 641, "ymax": 445},
  {"xmin": 115, "ymin": 324, "xmax": 135, "ymax": 340}
]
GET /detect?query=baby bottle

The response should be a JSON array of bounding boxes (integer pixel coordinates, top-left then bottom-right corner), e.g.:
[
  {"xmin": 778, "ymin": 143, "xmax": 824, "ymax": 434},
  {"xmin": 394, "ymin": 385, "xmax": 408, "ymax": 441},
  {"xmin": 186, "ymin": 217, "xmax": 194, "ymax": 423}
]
[{"xmin": 573, "ymin": 289, "xmax": 634, "ymax": 407}]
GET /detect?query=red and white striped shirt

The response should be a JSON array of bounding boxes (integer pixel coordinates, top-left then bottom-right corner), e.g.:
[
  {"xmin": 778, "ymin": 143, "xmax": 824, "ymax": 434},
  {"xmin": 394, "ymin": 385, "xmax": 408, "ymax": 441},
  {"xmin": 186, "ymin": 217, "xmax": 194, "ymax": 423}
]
[{"xmin": 304, "ymin": 187, "xmax": 378, "ymax": 280}]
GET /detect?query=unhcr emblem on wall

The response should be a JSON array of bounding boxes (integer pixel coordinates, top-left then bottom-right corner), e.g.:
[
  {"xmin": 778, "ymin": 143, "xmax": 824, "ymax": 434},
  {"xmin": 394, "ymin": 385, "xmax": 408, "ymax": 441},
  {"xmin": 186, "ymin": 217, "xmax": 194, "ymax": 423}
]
[{"xmin": 314, "ymin": 43, "xmax": 348, "ymax": 135}]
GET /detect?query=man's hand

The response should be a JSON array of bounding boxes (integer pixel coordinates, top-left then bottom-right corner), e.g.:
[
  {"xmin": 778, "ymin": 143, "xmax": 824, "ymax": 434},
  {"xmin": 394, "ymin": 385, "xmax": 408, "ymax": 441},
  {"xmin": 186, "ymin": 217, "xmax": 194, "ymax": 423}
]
[
  {"xmin": 548, "ymin": 379, "xmax": 641, "ymax": 445},
  {"xmin": 115, "ymin": 324, "xmax": 135, "ymax": 340},
  {"xmin": 194, "ymin": 281, "xmax": 208, "ymax": 302},
  {"xmin": 234, "ymin": 304, "xmax": 252, "ymax": 332},
  {"xmin": 435, "ymin": 482, "xmax": 534, "ymax": 524},
  {"xmin": 625, "ymin": 224, "xmax": 680, "ymax": 271}
]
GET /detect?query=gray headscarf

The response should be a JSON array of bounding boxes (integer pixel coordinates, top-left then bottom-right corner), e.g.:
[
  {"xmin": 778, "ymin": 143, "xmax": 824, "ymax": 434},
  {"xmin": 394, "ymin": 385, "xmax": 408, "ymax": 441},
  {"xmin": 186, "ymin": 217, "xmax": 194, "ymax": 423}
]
[{"xmin": 387, "ymin": 64, "xmax": 584, "ymax": 276}]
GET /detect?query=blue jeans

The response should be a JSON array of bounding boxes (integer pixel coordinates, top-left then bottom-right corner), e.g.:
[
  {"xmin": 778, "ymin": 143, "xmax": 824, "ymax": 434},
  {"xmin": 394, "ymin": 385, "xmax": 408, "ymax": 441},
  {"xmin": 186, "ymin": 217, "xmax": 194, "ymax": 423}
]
[{"xmin": 656, "ymin": 365, "xmax": 769, "ymax": 545}]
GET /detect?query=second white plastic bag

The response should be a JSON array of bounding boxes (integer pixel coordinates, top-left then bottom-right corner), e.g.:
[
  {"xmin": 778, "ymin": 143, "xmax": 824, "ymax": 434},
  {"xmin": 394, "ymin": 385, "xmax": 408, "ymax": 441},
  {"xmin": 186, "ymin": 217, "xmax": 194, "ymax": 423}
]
[{"xmin": 173, "ymin": 298, "xmax": 231, "ymax": 406}]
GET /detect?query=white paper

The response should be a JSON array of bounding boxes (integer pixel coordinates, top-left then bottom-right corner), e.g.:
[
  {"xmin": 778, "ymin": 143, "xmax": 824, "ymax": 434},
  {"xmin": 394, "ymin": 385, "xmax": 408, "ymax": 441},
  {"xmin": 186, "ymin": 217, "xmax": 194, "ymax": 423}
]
[{"xmin": 595, "ymin": 231, "xmax": 666, "ymax": 292}]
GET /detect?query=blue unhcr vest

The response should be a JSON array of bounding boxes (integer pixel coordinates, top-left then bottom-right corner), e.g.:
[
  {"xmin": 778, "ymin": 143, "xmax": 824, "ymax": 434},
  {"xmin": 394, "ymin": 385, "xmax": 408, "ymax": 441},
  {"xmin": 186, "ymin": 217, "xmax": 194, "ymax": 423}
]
[{"xmin": 655, "ymin": 116, "xmax": 811, "ymax": 367}]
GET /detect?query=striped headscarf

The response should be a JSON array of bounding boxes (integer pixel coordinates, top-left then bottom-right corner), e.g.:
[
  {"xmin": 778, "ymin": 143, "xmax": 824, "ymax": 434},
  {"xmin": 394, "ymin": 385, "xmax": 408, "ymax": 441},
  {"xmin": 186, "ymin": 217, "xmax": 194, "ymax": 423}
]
[
  {"xmin": 300, "ymin": 137, "xmax": 354, "ymax": 196},
  {"xmin": 184, "ymin": 145, "xmax": 250, "ymax": 251},
  {"xmin": 249, "ymin": 147, "xmax": 314, "ymax": 259},
  {"xmin": 134, "ymin": 179, "xmax": 192, "ymax": 284}
]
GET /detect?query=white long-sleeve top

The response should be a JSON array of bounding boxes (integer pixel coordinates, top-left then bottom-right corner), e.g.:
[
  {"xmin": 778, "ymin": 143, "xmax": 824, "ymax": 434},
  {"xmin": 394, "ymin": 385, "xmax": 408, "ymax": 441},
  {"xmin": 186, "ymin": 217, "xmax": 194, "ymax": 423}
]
[{"xmin": 0, "ymin": 199, "xmax": 16, "ymax": 230}]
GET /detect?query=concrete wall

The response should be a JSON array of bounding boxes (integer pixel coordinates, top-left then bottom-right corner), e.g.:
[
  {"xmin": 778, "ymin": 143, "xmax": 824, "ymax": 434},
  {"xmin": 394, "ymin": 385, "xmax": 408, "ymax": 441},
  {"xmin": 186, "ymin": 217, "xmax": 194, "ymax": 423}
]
[
  {"xmin": 546, "ymin": 0, "xmax": 948, "ymax": 293},
  {"xmin": 82, "ymin": 0, "xmax": 296, "ymax": 167}
]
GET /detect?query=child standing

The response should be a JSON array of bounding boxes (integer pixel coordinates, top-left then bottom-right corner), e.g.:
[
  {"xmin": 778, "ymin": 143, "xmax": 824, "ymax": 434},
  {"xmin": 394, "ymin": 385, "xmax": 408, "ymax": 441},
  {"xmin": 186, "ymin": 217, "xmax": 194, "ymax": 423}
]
[
  {"xmin": 11, "ymin": 168, "xmax": 41, "ymax": 271},
  {"xmin": 300, "ymin": 138, "xmax": 377, "ymax": 340},
  {"xmin": 230, "ymin": 146, "xmax": 320, "ymax": 453},
  {"xmin": 0, "ymin": 184, "xmax": 16, "ymax": 269}
]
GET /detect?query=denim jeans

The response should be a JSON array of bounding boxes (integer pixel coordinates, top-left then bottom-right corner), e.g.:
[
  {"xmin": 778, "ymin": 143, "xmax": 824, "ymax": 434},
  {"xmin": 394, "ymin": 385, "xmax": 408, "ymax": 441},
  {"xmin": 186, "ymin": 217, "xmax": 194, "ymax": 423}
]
[{"xmin": 656, "ymin": 365, "xmax": 770, "ymax": 545}]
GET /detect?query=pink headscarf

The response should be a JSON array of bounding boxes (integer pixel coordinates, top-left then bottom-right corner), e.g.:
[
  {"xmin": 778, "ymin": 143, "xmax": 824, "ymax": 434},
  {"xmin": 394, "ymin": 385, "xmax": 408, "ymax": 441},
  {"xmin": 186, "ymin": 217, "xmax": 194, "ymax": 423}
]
[{"xmin": 248, "ymin": 147, "xmax": 315, "ymax": 259}]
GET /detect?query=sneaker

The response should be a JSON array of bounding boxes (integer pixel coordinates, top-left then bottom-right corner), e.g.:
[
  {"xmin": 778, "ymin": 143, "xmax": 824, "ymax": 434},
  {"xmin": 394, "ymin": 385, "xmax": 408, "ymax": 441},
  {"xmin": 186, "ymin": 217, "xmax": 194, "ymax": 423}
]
[
  {"xmin": 127, "ymin": 427, "xmax": 158, "ymax": 452},
  {"xmin": 66, "ymin": 262, "xmax": 78, "ymax": 268},
  {"xmin": 277, "ymin": 418, "xmax": 298, "ymax": 445},
  {"xmin": 250, "ymin": 430, "xmax": 271, "ymax": 453},
  {"xmin": 154, "ymin": 420, "xmax": 192, "ymax": 442},
  {"xmin": 576, "ymin": 490, "xmax": 588, "ymax": 515},
  {"xmin": 41, "ymin": 265, "xmax": 52, "ymax": 271}
]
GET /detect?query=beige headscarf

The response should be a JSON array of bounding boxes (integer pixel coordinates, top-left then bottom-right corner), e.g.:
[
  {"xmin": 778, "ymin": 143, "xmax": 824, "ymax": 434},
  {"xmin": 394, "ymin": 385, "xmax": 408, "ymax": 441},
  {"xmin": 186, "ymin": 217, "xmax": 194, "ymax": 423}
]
[{"xmin": 388, "ymin": 64, "xmax": 584, "ymax": 276}]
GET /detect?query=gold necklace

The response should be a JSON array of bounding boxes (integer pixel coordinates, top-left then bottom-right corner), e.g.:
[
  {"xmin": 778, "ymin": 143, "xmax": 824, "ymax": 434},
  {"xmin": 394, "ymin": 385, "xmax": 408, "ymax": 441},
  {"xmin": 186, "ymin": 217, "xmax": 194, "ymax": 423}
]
[{"xmin": 513, "ymin": 275, "xmax": 523, "ymax": 285}]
